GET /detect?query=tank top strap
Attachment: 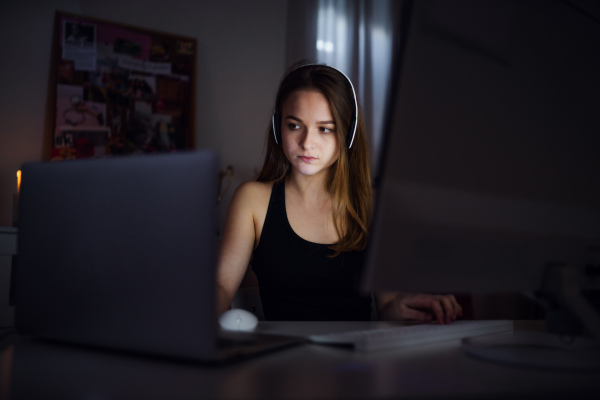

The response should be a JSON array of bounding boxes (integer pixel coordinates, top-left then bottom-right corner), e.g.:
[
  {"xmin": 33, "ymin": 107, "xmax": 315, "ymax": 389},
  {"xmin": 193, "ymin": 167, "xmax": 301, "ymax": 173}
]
[{"xmin": 255, "ymin": 179, "xmax": 286, "ymax": 252}]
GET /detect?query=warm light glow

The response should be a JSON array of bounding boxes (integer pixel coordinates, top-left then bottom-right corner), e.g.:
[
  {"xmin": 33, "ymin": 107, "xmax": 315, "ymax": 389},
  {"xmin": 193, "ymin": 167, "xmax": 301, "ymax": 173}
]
[{"xmin": 16, "ymin": 170, "xmax": 21, "ymax": 194}]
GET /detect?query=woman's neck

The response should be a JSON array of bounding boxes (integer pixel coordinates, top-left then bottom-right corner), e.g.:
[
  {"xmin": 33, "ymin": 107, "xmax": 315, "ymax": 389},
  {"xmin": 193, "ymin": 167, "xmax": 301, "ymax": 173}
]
[{"xmin": 286, "ymin": 170, "xmax": 331, "ymax": 206}]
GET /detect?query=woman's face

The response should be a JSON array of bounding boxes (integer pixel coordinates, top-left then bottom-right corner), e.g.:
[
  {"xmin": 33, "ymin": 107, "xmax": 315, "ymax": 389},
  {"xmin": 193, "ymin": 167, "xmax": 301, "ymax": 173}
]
[{"xmin": 280, "ymin": 89, "xmax": 340, "ymax": 179}]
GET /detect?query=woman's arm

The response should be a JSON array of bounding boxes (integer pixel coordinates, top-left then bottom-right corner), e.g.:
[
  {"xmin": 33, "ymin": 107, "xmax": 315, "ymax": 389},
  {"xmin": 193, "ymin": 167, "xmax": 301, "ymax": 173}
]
[
  {"xmin": 216, "ymin": 182, "xmax": 263, "ymax": 315},
  {"xmin": 377, "ymin": 292, "xmax": 462, "ymax": 324}
]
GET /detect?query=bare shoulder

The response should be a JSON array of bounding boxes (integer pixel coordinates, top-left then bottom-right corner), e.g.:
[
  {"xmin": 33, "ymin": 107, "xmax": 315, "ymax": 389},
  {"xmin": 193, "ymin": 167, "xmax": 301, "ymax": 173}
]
[
  {"xmin": 232, "ymin": 181, "xmax": 272, "ymax": 206},
  {"xmin": 228, "ymin": 181, "xmax": 273, "ymax": 246},
  {"xmin": 228, "ymin": 181, "xmax": 273, "ymax": 218}
]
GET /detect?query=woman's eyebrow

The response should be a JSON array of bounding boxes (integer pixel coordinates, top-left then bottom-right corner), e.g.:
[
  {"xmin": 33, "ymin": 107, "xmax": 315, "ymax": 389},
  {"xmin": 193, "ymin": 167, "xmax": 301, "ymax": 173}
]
[{"xmin": 284, "ymin": 115, "xmax": 335, "ymax": 125}]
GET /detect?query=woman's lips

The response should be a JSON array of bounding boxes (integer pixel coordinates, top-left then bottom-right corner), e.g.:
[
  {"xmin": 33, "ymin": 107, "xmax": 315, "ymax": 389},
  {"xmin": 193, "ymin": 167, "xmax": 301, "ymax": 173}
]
[{"xmin": 299, "ymin": 156, "xmax": 317, "ymax": 163}]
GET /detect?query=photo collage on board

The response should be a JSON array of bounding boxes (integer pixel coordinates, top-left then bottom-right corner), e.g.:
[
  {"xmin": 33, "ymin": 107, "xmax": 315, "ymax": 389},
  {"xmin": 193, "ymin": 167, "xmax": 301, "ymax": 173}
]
[{"xmin": 53, "ymin": 15, "xmax": 195, "ymax": 160}]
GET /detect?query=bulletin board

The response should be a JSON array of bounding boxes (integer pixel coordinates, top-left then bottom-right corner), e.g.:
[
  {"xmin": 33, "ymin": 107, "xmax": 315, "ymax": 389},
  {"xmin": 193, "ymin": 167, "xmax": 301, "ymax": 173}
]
[{"xmin": 51, "ymin": 11, "xmax": 196, "ymax": 160}]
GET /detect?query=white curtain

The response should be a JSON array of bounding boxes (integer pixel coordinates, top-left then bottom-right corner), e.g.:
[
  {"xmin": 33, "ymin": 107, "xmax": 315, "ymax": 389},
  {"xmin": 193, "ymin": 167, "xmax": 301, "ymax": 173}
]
[{"xmin": 285, "ymin": 0, "xmax": 405, "ymax": 175}]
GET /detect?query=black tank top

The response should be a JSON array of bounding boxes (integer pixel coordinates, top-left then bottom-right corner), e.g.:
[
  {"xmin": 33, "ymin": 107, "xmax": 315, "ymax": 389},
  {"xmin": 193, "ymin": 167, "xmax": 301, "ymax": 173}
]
[{"xmin": 251, "ymin": 180, "xmax": 372, "ymax": 321}]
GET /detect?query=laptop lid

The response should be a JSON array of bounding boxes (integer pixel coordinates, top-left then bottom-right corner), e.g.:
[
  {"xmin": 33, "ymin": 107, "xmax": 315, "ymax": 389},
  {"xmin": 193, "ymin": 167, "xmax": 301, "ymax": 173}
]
[{"xmin": 15, "ymin": 151, "xmax": 221, "ymax": 360}]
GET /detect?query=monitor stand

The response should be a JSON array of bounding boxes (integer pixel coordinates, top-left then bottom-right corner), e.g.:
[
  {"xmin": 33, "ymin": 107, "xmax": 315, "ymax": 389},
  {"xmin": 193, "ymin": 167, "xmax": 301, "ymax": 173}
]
[{"xmin": 462, "ymin": 264, "xmax": 600, "ymax": 371}]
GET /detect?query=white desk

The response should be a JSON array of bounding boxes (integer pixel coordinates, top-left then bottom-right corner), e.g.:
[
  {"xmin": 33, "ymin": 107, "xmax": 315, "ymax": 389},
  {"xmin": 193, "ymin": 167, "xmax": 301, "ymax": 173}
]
[{"xmin": 1, "ymin": 321, "xmax": 598, "ymax": 399}]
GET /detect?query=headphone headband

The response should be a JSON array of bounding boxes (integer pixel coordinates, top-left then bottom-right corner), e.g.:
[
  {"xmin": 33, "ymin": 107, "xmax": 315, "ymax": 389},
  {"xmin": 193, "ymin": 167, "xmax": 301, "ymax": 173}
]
[{"xmin": 272, "ymin": 64, "xmax": 358, "ymax": 149}]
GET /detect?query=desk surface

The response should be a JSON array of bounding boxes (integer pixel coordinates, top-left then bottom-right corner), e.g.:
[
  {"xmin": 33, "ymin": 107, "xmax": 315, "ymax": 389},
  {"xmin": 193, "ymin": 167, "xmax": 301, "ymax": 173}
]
[{"xmin": 1, "ymin": 321, "xmax": 599, "ymax": 399}]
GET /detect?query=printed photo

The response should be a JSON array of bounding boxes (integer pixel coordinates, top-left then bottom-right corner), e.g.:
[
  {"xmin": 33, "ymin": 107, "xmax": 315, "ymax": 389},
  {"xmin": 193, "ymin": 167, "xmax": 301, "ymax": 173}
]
[{"xmin": 53, "ymin": 127, "xmax": 110, "ymax": 160}]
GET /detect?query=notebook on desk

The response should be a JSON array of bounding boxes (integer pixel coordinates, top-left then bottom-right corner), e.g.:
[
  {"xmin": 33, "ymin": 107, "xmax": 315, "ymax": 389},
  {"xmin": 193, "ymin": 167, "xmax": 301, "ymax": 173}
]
[{"xmin": 15, "ymin": 151, "xmax": 300, "ymax": 363}]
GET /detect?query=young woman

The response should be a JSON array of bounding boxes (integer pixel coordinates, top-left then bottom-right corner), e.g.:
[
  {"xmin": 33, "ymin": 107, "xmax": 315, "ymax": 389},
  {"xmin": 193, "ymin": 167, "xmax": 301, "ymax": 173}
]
[{"xmin": 216, "ymin": 63, "xmax": 462, "ymax": 323}]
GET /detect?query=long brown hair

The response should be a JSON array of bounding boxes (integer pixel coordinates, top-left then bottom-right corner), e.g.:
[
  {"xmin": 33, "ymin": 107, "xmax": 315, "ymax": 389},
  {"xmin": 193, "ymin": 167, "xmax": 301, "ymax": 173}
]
[{"xmin": 256, "ymin": 63, "xmax": 372, "ymax": 255}]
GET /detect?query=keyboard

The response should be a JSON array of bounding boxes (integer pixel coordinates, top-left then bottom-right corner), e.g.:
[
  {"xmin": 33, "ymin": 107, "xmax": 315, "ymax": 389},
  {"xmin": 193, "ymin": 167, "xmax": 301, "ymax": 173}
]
[{"xmin": 308, "ymin": 320, "xmax": 514, "ymax": 352}]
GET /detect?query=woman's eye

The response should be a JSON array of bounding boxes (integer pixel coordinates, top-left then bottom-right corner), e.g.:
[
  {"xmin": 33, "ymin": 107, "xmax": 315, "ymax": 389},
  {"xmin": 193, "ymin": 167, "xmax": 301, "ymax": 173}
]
[
  {"xmin": 287, "ymin": 123, "xmax": 300, "ymax": 130},
  {"xmin": 320, "ymin": 127, "xmax": 334, "ymax": 133}
]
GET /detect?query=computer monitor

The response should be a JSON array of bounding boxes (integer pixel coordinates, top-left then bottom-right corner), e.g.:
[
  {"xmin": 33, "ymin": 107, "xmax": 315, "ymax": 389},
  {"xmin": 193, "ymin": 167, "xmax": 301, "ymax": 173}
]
[{"xmin": 363, "ymin": 0, "xmax": 600, "ymax": 346}]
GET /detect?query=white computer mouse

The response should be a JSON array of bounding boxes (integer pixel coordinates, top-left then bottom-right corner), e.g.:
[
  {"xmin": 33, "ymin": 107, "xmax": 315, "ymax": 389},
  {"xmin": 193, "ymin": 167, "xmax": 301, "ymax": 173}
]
[{"xmin": 218, "ymin": 308, "xmax": 258, "ymax": 331}]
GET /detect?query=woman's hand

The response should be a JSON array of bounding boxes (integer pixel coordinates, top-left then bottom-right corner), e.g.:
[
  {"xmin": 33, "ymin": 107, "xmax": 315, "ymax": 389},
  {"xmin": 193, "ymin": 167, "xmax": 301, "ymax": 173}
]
[{"xmin": 379, "ymin": 293, "xmax": 462, "ymax": 324}]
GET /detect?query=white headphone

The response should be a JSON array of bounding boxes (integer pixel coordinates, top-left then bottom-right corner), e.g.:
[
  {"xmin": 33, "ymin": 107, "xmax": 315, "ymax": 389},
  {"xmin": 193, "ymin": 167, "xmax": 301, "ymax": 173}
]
[{"xmin": 271, "ymin": 64, "xmax": 358, "ymax": 149}]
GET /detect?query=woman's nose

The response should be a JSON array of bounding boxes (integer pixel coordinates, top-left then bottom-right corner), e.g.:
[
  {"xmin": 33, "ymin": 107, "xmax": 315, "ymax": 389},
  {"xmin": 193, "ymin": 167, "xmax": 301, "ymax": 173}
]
[{"xmin": 299, "ymin": 128, "xmax": 317, "ymax": 148}]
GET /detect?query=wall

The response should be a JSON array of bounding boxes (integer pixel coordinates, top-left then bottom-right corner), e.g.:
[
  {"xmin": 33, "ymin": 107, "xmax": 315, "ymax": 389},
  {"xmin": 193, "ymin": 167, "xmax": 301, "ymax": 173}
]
[{"xmin": 0, "ymin": 0, "xmax": 288, "ymax": 231}]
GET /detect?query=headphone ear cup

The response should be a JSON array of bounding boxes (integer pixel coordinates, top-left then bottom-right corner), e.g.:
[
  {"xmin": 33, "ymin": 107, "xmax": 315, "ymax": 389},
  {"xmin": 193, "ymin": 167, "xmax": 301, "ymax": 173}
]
[
  {"xmin": 346, "ymin": 110, "xmax": 357, "ymax": 148},
  {"xmin": 272, "ymin": 113, "xmax": 281, "ymax": 145}
]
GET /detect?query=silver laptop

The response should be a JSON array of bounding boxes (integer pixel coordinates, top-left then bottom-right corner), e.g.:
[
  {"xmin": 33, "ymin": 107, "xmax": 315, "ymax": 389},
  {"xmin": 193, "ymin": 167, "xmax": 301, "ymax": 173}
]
[{"xmin": 15, "ymin": 150, "xmax": 300, "ymax": 362}]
